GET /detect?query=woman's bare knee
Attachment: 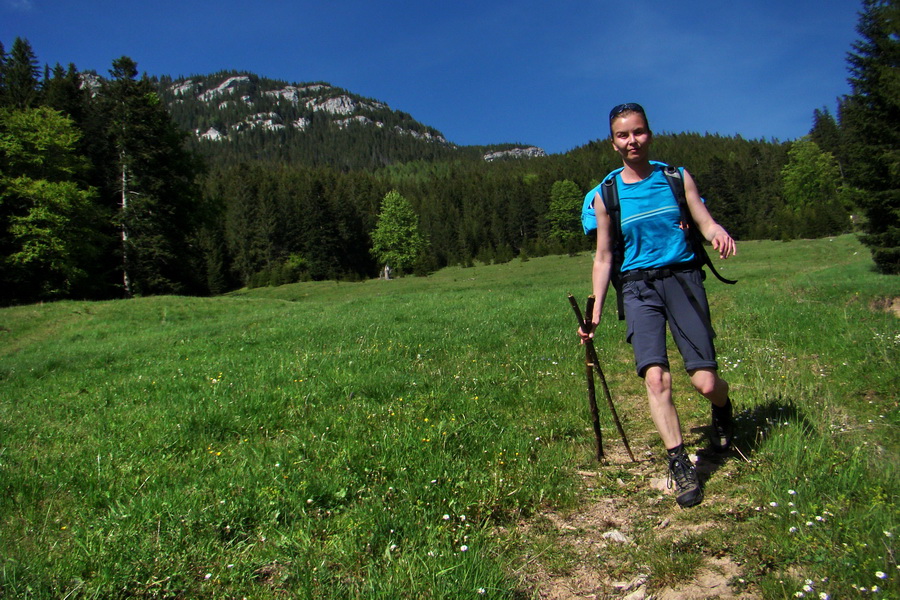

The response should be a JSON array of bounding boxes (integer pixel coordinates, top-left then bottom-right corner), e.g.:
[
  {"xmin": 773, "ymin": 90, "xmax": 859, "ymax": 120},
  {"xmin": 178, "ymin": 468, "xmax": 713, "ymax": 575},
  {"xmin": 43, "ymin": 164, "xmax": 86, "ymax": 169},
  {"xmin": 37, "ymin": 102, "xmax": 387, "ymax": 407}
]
[
  {"xmin": 643, "ymin": 365, "xmax": 671, "ymax": 396},
  {"xmin": 690, "ymin": 369, "xmax": 727, "ymax": 400}
]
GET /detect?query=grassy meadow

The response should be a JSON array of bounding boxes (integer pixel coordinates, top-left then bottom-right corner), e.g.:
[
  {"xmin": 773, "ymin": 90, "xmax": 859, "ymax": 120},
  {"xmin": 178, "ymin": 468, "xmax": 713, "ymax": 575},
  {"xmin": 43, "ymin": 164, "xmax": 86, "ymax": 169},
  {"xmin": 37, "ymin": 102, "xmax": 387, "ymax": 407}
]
[{"xmin": 0, "ymin": 234, "xmax": 897, "ymax": 598}]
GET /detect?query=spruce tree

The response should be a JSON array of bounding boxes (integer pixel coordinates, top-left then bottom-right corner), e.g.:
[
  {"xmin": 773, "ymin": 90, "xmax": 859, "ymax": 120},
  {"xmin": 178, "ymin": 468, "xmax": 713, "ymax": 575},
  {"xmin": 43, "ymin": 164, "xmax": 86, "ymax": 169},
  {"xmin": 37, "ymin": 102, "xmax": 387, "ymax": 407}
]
[
  {"xmin": 43, "ymin": 63, "xmax": 88, "ymax": 125},
  {"xmin": 0, "ymin": 41, "xmax": 7, "ymax": 101},
  {"xmin": 301, "ymin": 178, "xmax": 341, "ymax": 281},
  {"xmin": 98, "ymin": 57, "xmax": 205, "ymax": 296},
  {"xmin": 809, "ymin": 108, "xmax": 845, "ymax": 176},
  {"xmin": 4, "ymin": 37, "xmax": 40, "ymax": 109},
  {"xmin": 841, "ymin": 0, "xmax": 900, "ymax": 273}
]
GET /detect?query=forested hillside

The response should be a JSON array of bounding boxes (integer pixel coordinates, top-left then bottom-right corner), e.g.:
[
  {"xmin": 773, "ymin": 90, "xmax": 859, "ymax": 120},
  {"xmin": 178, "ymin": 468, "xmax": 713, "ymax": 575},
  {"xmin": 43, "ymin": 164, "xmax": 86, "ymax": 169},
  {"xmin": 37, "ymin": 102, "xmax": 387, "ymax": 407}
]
[
  {"xmin": 4, "ymin": 1, "xmax": 896, "ymax": 305},
  {"xmin": 156, "ymin": 72, "xmax": 485, "ymax": 170}
]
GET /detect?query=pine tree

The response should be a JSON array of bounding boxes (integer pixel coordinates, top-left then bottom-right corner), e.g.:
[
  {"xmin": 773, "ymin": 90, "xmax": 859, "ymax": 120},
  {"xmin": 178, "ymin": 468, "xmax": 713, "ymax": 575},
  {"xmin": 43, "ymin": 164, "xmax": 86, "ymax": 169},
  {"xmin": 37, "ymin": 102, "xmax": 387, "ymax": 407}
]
[{"xmin": 841, "ymin": 0, "xmax": 900, "ymax": 273}]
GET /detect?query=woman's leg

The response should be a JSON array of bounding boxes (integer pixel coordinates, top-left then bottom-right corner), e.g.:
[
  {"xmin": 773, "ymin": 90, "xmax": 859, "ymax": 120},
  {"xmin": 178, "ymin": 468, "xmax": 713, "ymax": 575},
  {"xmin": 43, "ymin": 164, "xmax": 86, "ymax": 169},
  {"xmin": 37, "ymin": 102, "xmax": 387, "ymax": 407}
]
[
  {"xmin": 689, "ymin": 368, "xmax": 729, "ymax": 407},
  {"xmin": 644, "ymin": 364, "xmax": 682, "ymax": 449},
  {"xmin": 690, "ymin": 368, "xmax": 733, "ymax": 451}
]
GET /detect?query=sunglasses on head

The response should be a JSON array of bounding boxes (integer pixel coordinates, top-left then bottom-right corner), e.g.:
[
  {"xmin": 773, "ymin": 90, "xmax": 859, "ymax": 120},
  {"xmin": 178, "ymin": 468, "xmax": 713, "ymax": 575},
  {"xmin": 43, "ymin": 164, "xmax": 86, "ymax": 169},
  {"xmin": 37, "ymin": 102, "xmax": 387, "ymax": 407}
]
[{"xmin": 609, "ymin": 103, "xmax": 646, "ymax": 122}]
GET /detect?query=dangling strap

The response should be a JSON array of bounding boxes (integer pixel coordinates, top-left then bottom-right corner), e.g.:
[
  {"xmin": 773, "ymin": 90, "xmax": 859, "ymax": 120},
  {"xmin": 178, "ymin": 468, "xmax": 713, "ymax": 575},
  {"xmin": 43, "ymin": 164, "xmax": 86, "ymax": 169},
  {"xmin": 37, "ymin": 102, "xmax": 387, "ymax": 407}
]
[{"xmin": 662, "ymin": 167, "xmax": 737, "ymax": 286}]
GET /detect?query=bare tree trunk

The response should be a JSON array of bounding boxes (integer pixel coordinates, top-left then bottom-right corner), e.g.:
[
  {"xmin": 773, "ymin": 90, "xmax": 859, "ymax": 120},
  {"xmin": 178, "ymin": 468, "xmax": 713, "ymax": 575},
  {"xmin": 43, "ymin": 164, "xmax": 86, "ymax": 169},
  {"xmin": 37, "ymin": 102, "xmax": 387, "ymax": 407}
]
[{"xmin": 121, "ymin": 155, "xmax": 132, "ymax": 298}]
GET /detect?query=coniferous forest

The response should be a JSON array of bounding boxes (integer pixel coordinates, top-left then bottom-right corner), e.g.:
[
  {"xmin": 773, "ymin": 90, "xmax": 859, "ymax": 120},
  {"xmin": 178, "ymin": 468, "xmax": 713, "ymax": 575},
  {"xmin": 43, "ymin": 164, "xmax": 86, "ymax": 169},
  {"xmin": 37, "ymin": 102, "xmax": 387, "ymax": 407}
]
[{"xmin": 0, "ymin": 0, "xmax": 896, "ymax": 305}]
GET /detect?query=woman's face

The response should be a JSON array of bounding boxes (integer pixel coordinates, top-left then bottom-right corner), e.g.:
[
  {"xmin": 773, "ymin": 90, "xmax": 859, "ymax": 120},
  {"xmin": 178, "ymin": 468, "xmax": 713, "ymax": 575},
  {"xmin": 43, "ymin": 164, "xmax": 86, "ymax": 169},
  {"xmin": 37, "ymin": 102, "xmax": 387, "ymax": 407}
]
[{"xmin": 610, "ymin": 111, "xmax": 652, "ymax": 163}]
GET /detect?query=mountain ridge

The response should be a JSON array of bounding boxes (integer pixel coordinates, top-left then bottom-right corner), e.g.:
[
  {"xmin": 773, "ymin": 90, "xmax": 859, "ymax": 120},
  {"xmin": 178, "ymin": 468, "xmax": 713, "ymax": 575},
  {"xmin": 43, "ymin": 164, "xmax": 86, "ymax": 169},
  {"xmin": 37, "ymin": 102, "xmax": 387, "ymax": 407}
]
[{"xmin": 152, "ymin": 70, "xmax": 546, "ymax": 169}]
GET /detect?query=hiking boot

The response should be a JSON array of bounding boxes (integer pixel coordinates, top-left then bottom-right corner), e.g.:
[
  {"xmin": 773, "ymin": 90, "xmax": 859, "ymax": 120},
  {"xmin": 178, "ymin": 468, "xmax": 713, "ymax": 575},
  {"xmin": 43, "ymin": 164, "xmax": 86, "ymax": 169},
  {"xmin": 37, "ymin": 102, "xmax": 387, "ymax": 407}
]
[
  {"xmin": 668, "ymin": 452, "xmax": 703, "ymax": 508},
  {"xmin": 711, "ymin": 399, "xmax": 733, "ymax": 452}
]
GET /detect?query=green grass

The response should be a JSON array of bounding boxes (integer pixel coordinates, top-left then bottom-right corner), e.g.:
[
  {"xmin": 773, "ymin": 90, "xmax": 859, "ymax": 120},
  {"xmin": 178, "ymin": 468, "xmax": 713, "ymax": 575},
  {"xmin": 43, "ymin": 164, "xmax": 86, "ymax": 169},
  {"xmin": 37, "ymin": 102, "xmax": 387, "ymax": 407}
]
[{"xmin": 0, "ymin": 235, "xmax": 897, "ymax": 598}]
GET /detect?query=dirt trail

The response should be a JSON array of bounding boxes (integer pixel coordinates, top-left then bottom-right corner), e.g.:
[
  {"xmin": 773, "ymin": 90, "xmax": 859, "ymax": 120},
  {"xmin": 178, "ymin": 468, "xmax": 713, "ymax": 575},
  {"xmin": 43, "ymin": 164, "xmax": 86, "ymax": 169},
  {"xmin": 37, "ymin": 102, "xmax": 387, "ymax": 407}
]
[{"xmin": 517, "ymin": 443, "xmax": 762, "ymax": 600}]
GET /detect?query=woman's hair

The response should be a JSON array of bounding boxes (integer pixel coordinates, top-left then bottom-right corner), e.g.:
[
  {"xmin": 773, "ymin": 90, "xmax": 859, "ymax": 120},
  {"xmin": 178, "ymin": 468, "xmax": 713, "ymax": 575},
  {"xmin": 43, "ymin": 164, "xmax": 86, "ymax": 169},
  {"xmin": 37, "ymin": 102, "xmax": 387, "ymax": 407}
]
[{"xmin": 608, "ymin": 103, "xmax": 650, "ymax": 135}]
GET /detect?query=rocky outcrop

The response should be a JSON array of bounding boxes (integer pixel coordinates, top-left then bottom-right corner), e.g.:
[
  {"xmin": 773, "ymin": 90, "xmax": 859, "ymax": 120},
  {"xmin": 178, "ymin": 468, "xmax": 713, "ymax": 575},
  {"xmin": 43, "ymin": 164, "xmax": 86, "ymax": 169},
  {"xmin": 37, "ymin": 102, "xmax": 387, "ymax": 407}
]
[
  {"xmin": 161, "ymin": 73, "xmax": 456, "ymax": 150},
  {"xmin": 483, "ymin": 146, "xmax": 547, "ymax": 161},
  {"xmin": 305, "ymin": 95, "xmax": 386, "ymax": 115},
  {"xmin": 198, "ymin": 127, "xmax": 224, "ymax": 141},
  {"xmin": 237, "ymin": 112, "xmax": 285, "ymax": 132},
  {"xmin": 197, "ymin": 75, "xmax": 251, "ymax": 101}
]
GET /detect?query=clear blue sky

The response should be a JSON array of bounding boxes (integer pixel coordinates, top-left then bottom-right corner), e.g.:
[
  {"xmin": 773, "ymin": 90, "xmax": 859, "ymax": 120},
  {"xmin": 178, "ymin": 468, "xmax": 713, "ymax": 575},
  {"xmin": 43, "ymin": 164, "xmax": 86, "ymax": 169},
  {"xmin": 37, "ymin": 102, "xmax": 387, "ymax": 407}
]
[{"xmin": 2, "ymin": 0, "xmax": 861, "ymax": 154}]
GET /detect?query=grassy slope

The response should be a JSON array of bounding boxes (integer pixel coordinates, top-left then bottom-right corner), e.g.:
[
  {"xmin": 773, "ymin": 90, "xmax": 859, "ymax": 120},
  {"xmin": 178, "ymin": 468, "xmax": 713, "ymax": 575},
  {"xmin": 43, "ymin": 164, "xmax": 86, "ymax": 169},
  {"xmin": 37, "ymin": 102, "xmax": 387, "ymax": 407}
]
[{"xmin": 0, "ymin": 235, "xmax": 896, "ymax": 599}]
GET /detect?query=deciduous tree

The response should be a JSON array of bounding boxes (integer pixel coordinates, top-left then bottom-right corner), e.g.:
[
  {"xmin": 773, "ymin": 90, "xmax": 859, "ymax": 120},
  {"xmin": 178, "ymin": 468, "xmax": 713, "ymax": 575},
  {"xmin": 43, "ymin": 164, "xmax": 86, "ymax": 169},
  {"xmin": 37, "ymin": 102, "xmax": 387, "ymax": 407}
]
[
  {"xmin": 371, "ymin": 190, "xmax": 426, "ymax": 276},
  {"xmin": 780, "ymin": 139, "xmax": 851, "ymax": 238},
  {"xmin": 0, "ymin": 107, "xmax": 101, "ymax": 302},
  {"xmin": 547, "ymin": 179, "xmax": 583, "ymax": 251}
]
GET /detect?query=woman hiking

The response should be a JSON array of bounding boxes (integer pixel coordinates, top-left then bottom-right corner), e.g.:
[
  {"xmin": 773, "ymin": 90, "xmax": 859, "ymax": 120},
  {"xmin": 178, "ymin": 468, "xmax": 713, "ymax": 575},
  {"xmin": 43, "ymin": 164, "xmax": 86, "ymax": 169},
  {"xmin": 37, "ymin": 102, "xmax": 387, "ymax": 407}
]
[{"xmin": 578, "ymin": 103, "xmax": 737, "ymax": 508}]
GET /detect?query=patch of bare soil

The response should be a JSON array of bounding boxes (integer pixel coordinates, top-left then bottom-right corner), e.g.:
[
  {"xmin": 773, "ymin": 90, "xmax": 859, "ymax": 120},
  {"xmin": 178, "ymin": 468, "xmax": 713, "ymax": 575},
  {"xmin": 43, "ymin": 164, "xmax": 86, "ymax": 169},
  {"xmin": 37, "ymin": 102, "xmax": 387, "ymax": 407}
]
[
  {"xmin": 871, "ymin": 296, "xmax": 900, "ymax": 317},
  {"xmin": 516, "ymin": 444, "xmax": 761, "ymax": 600}
]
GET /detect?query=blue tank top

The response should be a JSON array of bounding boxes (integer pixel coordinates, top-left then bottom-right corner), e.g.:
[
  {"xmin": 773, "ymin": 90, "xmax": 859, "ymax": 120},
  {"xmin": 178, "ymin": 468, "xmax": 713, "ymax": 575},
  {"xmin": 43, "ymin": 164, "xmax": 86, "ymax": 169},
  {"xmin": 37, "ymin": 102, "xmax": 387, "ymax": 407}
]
[{"xmin": 616, "ymin": 165, "xmax": 695, "ymax": 271}]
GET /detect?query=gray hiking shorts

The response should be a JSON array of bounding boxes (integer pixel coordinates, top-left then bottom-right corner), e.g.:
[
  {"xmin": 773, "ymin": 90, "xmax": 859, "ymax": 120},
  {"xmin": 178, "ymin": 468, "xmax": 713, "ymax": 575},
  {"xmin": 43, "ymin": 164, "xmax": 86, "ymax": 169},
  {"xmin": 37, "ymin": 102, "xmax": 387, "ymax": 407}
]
[{"xmin": 622, "ymin": 268, "xmax": 718, "ymax": 377}]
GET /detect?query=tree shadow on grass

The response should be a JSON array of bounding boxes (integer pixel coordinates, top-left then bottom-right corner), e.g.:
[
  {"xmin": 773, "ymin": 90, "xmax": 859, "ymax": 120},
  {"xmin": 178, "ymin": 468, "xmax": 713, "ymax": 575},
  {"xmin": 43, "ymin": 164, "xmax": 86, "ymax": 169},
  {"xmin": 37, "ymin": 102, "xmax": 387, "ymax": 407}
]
[{"xmin": 689, "ymin": 394, "xmax": 815, "ymax": 485}]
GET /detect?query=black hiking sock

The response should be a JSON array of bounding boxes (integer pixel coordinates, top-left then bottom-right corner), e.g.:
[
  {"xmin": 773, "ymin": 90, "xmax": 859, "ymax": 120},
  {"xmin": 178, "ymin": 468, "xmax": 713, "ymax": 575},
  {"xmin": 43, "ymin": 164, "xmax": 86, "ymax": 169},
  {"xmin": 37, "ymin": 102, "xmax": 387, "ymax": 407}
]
[
  {"xmin": 712, "ymin": 397, "xmax": 732, "ymax": 418},
  {"xmin": 666, "ymin": 443, "xmax": 686, "ymax": 458},
  {"xmin": 711, "ymin": 397, "xmax": 734, "ymax": 451}
]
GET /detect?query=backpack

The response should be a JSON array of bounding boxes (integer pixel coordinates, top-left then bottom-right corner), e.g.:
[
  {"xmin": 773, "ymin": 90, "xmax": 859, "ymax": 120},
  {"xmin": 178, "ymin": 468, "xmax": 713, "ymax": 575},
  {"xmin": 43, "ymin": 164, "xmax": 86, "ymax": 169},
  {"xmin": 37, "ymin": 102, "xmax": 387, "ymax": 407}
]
[{"xmin": 584, "ymin": 164, "xmax": 737, "ymax": 320}]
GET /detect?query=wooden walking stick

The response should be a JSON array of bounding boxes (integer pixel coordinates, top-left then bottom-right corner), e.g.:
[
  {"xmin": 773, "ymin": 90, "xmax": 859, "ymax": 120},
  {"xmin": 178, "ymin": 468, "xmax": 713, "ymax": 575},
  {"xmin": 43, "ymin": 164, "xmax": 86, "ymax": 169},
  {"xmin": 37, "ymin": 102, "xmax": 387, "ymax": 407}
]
[
  {"xmin": 569, "ymin": 294, "xmax": 637, "ymax": 463},
  {"xmin": 581, "ymin": 296, "xmax": 604, "ymax": 460}
]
